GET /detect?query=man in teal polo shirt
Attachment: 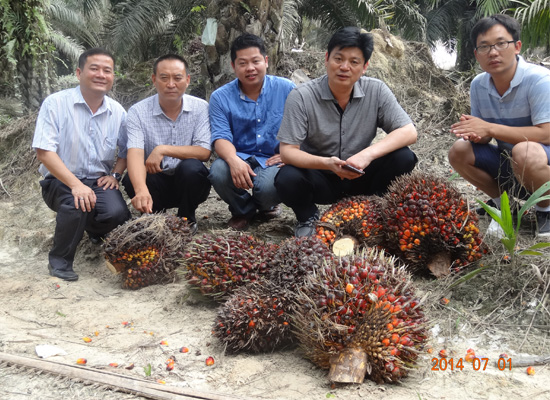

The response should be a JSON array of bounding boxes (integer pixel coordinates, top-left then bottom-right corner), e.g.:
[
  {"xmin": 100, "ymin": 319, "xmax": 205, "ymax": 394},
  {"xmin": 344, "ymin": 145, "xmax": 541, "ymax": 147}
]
[{"xmin": 449, "ymin": 14, "xmax": 550, "ymax": 239}]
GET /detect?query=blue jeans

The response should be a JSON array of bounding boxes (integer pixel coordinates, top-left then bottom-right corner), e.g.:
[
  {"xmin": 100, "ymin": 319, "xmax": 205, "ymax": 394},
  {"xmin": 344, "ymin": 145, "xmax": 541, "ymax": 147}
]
[{"xmin": 208, "ymin": 156, "xmax": 281, "ymax": 218}]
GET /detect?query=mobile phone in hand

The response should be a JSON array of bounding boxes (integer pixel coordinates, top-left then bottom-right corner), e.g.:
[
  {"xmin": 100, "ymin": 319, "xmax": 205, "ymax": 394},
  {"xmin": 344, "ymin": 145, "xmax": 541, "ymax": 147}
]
[{"xmin": 342, "ymin": 164, "xmax": 365, "ymax": 175}]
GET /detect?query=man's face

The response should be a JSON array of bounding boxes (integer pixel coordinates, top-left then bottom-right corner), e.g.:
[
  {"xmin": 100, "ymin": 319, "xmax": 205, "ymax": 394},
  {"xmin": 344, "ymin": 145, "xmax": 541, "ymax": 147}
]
[
  {"xmin": 231, "ymin": 47, "xmax": 268, "ymax": 90},
  {"xmin": 76, "ymin": 54, "xmax": 115, "ymax": 96},
  {"xmin": 152, "ymin": 59, "xmax": 190, "ymax": 102},
  {"xmin": 474, "ymin": 24, "xmax": 521, "ymax": 77},
  {"xmin": 325, "ymin": 47, "xmax": 367, "ymax": 91}
]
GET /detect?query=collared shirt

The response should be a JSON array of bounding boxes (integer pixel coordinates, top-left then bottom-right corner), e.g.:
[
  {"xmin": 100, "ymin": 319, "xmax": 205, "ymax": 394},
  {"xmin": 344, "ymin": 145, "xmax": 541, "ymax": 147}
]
[
  {"xmin": 471, "ymin": 55, "xmax": 550, "ymax": 151},
  {"xmin": 209, "ymin": 75, "xmax": 295, "ymax": 168},
  {"xmin": 277, "ymin": 75, "xmax": 412, "ymax": 160},
  {"xmin": 32, "ymin": 86, "xmax": 127, "ymax": 179},
  {"xmin": 126, "ymin": 93, "xmax": 211, "ymax": 170}
]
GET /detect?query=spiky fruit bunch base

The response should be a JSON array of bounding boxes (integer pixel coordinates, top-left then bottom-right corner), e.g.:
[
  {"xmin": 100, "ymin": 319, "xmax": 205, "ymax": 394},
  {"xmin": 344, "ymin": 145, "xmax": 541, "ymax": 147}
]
[
  {"xmin": 294, "ymin": 249, "xmax": 427, "ymax": 384},
  {"xmin": 383, "ymin": 171, "xmax": 486, "ymax": 277},
  {"xmin": 181, "ymin": 231, "xmax": 277, "ymax": 299},
  {"xmin": 103, "ymin": 214, "xmax": 193, "ymax": 289},
  {"xmin": 267, "ymin": 236, "xmax": 334, "ymax": 291},
  {"xmin": 316, "ymin": 196, "xmax": 384, "ymax": 254},
  {"xmin": 213, "ymin": 280, "xmax": 294, "ymax": 353}
]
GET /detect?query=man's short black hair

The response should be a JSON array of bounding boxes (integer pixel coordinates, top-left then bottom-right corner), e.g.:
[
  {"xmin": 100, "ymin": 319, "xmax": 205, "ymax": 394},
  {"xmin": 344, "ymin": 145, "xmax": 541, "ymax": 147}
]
[
  {"xmin": 471, "ymin": 14, "xmax": 521, "ymax": 47},
  {"xmin": 78, "ymin": 48, "xmax": 115, "ymax": 70},
  {"xmin": 153, "ymin": 54, "xmax": 189, "ymax": 75},
  {"xmin": 230, "ymin": 33, "xmax": 267, "ymax": 63},
  {"xmin": 327, "ymin": 27, "xmax": 374, "ymax": 64}
]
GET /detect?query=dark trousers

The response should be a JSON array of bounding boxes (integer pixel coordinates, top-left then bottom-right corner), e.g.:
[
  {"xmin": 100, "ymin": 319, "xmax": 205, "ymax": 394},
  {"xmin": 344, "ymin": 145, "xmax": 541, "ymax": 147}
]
[
  {"xmin": 274, "ymin": 147, "xmax": 417, "ymax": 221},
  {"xmin": 41, "ymin": 177, "xmax": 131, "ymax": 271},
  {"xmin": 122, "ymin": 158, "xmax": 211, "ymax": 222}
]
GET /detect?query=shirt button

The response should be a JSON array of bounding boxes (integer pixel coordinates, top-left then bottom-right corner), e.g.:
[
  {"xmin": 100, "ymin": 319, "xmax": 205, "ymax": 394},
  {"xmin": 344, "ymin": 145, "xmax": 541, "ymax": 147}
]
[
  {"xmin": 257, "ymin": 119, "xmax": 261, "ymax": 122},
  {"xmin": 257, "ymin": 135, "xmax": 261, "ymax": 138}
]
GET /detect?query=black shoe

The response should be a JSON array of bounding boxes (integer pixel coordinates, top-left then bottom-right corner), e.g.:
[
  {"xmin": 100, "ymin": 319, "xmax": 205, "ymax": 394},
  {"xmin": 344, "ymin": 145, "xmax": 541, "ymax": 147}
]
[
  {"xmin": 48, "ymin": 264, "xmax": 79, "ymax": 281},
  {"xmin": 189, "ymin": 222, "xmax": 198, "ymax": 236},
  {"xmin": 294, "ymin": 209, "xmax": 320, "ymax": 238},
  {"xmin": 89, "ymin": 234, "xmax": 105, "ymax": 245},
  {"xmin": 476, "ymin": 199, "xmax": 496, "ymax": 215}
]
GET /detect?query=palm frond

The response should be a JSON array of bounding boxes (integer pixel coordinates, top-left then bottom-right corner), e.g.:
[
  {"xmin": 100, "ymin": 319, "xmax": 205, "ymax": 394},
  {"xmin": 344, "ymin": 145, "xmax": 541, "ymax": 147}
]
[
  {"xmin": 511, "ymin": 0, "xmax": 550, "ymax": 49},
  {"xmin": 48, "ymin": 30, "xmax": 84, "ymax": 63},
  {"xmin": 475, "ymin": 0, "xmax": 511, "ymax": 17},
  {"xmin": 48, "ymin": 0, "xmax": 100, "ymax": 47},
  {"xmin": 105, "ymin": 0, "xmax": 172, "ymax": 57},
  {"xmin": 389, "ymin": 0, "xmax": 427, "ymax": 41}
]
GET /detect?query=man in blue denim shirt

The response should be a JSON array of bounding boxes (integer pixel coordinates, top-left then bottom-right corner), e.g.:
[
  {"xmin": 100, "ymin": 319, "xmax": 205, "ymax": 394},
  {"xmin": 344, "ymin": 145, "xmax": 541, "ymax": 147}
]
[{"xmin": 208, "ymin": 33, "xmax": 295, "ymax": 230}]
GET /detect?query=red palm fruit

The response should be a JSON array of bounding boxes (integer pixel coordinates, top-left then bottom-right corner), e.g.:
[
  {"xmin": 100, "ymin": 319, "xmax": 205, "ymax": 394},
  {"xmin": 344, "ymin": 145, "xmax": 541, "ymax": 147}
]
[
  {"xmin": 382, "ymin": 171, "xmax": 487, "ymax": 277},
  {"xmin": 316, "ymin": 195, "xmax": 385, "ymax": 255},
  {"xmin": 213, "ymin": 280, "xmax": 294, "ymax": 353},
  {"xmin": 293, "ymin": 248, "xmax": 427, "ymax": 384},
  {"xmin": 181, "ymin": 231, "xmax": 278, "ymax": 299},
  {"xmin": 103, "ymin": 214, "xmax": 194, "ymax": 289}
]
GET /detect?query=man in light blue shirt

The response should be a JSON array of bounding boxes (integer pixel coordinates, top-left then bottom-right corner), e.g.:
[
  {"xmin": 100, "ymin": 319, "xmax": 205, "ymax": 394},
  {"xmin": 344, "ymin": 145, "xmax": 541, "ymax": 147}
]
[
  {"xmin": 32, "ymin": 48, "xmax": 131, "ymax": 281},
  {"xmin": 449, "ymin": 15, "xmax": 550, "ymax": 239},
  {"xmin": 208, "ymin": 33, "xmax": 295, "ymax": 230},
  {"xmin": 123, "ymin": 54, "xmax": 211, "ymax": 231}
]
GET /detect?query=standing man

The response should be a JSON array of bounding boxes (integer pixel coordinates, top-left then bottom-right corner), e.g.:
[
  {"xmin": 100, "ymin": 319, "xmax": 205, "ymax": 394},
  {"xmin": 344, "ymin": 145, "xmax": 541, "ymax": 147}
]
[
  {"xmin": 33, "ymin": 48, "xmax": 131, "ymax": 281},
  {"xmin": 208, "ymin": 33, "xmax": 295, "ymax": 230},
  {"xmin": 275, "ymin": 27, "xmax": 417, "ymax": 237},
  {"xmin": 123, "ymin": 54, "xmax": 211, "ymax": 233},
  {"xmin": 449, "ymin": 15, "xmax": 550, "ymax": 238}
]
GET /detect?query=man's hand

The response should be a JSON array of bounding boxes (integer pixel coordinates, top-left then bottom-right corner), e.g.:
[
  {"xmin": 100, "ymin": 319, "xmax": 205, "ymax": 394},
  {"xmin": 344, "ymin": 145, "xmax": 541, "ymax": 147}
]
[
  {"xmin": 266, "ymin": 154, "xmax": 283, "ymax": 167},
  {"xmin": 131, "ymin": 190, "xmax": 153, "ymax": 214},
  {"xmin": 72, "ymin": 182, "xmax": 96, "ymax": 212},
  {"xmin": 228, "ymin": 157, "xmax": 256, "ymax": 189},
  {"xmin": 97, "ymin": 175, "xmax": 119, "ymax": 190},
  {"xmin": 450, "ymin": 114, "xmax": 493, "ymax": 142},
  {"xmin": 145, "ymin": 146, "xmax": 165, "ymax": 174}
]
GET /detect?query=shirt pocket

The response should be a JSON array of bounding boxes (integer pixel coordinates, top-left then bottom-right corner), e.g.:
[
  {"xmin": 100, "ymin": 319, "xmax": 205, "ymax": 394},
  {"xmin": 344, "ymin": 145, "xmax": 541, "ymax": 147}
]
[{"xmin": 99, "ymin": 136, "xmax": 117, "ymax": 163}]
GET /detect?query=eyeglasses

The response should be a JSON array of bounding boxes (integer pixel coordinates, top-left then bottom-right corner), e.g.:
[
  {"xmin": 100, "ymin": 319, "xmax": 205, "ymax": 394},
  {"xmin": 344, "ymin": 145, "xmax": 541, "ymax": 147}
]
[{"xmin": 475, "ymin": 40, "xmax": 515, "ymax": 54}]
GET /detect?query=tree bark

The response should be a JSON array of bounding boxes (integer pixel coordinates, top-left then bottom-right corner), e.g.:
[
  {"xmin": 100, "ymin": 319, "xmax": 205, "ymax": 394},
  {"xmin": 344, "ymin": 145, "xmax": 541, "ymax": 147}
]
[{"xmin": 202, "ymin": 0, "xmax": 284, "ymax": 97}]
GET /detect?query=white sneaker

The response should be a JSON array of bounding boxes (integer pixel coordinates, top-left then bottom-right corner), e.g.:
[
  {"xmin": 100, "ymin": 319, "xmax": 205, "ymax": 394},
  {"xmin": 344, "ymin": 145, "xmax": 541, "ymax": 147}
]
[{"xmin": 486, "ymin": 219, "xmax": 505, "ymax": 239}]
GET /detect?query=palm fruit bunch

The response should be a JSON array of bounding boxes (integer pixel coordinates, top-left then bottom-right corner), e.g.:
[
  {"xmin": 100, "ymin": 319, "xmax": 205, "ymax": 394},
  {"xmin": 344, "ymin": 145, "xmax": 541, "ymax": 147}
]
[
  {"xmin": 267, "ymin": 236, "xmax": 335, "ymax": 291},
  {"xmin": 213, "ymin": 280, "xmax": 295, "ymax": 353},
  {"xmin": 316, "ymin": 196, "xmax": 384, "ymax": 256},
  {"xmin": 181, "ymin": 231, "xmax": 278, "ymax": 299},
  {"xmin": 293, "ymin": 248, "xmax": 427, "ymax": 384},
  {"xmin": 103, "ymin": 214, "xmax": 194, "ymax": 289},
  {"xmin": 210, "ymin": 236, "xmax": 331, "ymax": 353},
  {"xmin": 382, "ymin": 171, "xmax": 486, "ymax": 277}
]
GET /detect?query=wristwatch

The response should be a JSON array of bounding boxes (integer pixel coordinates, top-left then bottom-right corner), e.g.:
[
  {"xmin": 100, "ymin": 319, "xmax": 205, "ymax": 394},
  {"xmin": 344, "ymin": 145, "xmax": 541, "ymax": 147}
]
[{"xmin": 111, "ymin": 172, "xmax": 122, "ymax": 181}]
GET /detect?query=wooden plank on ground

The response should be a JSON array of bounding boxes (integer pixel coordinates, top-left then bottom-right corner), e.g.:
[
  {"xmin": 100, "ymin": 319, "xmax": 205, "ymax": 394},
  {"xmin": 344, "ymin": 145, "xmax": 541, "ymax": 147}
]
[{"xmin": 0, "ymin": 352, "xmax": 248, "ymax": 400}]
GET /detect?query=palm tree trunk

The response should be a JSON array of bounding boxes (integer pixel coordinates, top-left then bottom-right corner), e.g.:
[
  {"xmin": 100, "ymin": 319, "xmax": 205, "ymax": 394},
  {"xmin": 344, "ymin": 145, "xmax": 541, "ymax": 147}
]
[{"xmin": 203, "ymin": 0, "xmax": 285, "ymax": 96}]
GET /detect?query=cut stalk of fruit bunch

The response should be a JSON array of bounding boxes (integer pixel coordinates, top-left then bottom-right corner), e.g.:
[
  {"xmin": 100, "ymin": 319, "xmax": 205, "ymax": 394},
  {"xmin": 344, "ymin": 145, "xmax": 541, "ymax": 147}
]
[{"xmin": 316, "ymin": 195, "xmax": 385, "ymax": 256}]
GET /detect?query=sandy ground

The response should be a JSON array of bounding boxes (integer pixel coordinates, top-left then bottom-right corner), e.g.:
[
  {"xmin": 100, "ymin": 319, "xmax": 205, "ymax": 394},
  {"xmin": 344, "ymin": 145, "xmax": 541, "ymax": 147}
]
[{"xmin": 1, "ymin": 182, "xmax": 550, "ymax": 400}]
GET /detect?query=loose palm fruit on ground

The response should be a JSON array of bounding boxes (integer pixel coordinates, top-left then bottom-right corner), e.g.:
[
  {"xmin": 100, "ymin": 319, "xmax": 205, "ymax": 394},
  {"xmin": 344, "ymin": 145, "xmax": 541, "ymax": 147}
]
[
  {"xmin": 316, "ymin": 195, "xmax": 385, "ymax": 255},
  {"xmin": 382, "ymin": 171, "xmax": 486, "ymax": 277},
  {"xmin": 103, "ymin": 214, "xmax": 193, "ymax": 289},
  {"xmin": 267, "ymin": 236, "xmax": 335, "ymax": 292},
  {"xmin": 181, "ymin": 231, "xmax": 277, "ymax": 299},
  {"xmin": 213, "ymin": 280, "xmax": 294, "ymax": 353},
  {"xmin": 293, "ymin": 248, "xmax": 427, "ymax": 384}
]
